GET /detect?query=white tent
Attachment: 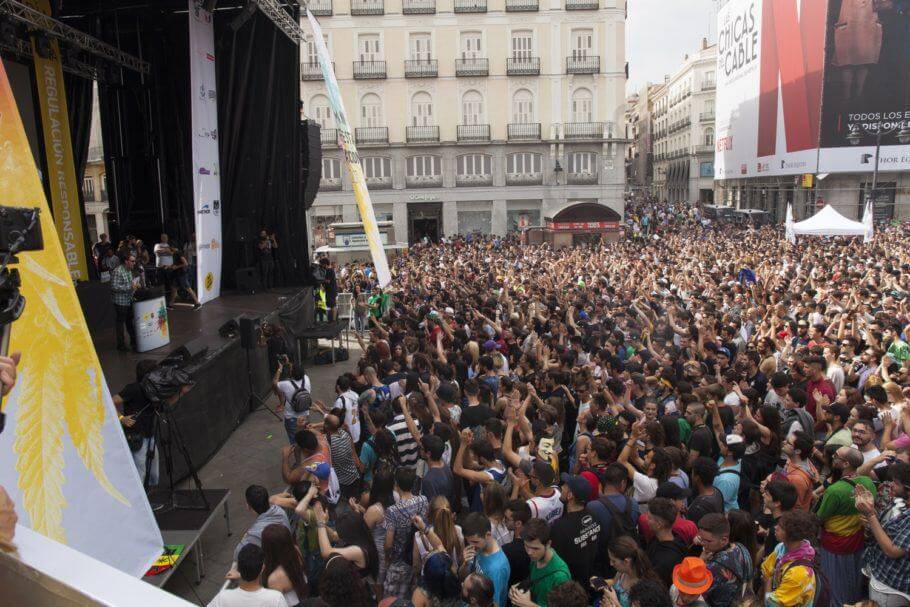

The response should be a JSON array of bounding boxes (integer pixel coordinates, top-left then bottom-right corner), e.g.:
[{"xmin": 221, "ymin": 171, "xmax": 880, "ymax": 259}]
[{"xmin": 790, "ymin": 204, "xmax": 868, "ymax": 239}]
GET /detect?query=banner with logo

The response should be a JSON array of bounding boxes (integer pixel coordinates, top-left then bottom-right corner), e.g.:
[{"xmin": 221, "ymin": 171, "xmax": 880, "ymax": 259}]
[
  {"xmin": 189, "ymin": 0, "xmax": 222, "ymax": 303},
  {"xmin": 26, "ymin": 0, "xmax": 90, "ymax": 280},
  {"xmin": 0, "ymin": 58, "xmax": 163, "ymax": 577},
  {"xmin": 818, "ymin": 0, "xmax": 910, "ymax": 173},
  {"xmin": 714, "ymin": 0, "xmax": 827, "ymax": 179},
  {"xmin": 306, "ymin": 10, "xmax": 391, "ymax": 288}
]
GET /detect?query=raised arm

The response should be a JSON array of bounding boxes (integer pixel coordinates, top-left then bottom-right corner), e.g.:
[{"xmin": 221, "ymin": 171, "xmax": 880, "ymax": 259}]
[{"xmin": 502, "ymin": 419, "xmax": 523, "ymax": 468}]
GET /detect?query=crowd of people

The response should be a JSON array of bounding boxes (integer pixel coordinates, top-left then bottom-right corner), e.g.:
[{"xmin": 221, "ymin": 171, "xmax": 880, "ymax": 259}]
[{"xmin": 208, "ymin": 206, "xmax": 910, "ymax": 607}]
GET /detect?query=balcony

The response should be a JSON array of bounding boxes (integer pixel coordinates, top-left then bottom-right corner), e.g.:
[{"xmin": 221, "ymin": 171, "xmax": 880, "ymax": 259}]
[
  {"xmin": 454, "ymin": 0, "xmax": 486, "ymax": 11},
  {"xmin": 699, "ymin": 111, "xmax": 715, "ymax": 122},
  {"xmin": 507, "ymin": 123, "xmax": 541, "ymax": 141},
  {"xmin": 320, "ymin": 178, "xmax": 342, "ymax": 191},
  {"xmin": 87, "ymin": 145, "xmax": 103, "ymax": 163},
  {"xmin": 506, "ymin": 171, "xmax": 543, "ymax": 185},
  {"xmin": 355, "ymin": 127, "xmax": 389, "ymax": 145},
  {"xmin": 308, "ymin": 0, "xmax": 333, "ymax": 15},
  {"xmin": 406, "ymin": 174, "xmax": 443, "ymax": 188},
  {"xmin": 404, "ymin": 59, "xmax": 438, "ymax": 78},
  {"xmin": 406, "ymin": 125, "xmax": 440, "ymax": 143},
  {"xmin": 506, "ymin": 0, "xmax": 538, "ymax": 10},
  {"xmin": 696, "ymin": 144, "xmax": 714, "ymax": 154},
  {"xmin": 350, "ymin": 0, "xmax": 384, "ymax": 14},
  {"xmin": 301, "ymin": 61, "xmax": 330, "ymax": 81},
  {"xmin": 455, "ymin": 57, "xmax": 489, "ymax": 77},
  {"xmin": 702, "ymin": 81, "xmax": 716, "ymax": 91},
  {"xmin": 457, "ymin": 124, "xmax": 491, "ymax": 142},
  {"xmin": 402, "ymin": 0, "xmax": 436, "ymax": 12},
  {"xmin": 566, "ymin": 55, "xmax": 600, "ymax": 74},
  {"xmin": 564, "ymin": 122, "xmax": 603, "ymax": 139},
  {"xmin": 456, "ymin": 173, "xmax": 493, "ymax": 187},
  {"xmin": 321, "ymin": 128, "xmax": 340, "ymax": 147},
  {"xmin": 353, "ymin": 60, "xmax": 386, "ymax": 79},
  {"xmin": 567, "ymin": 171, "xmax": 598, "ymax": 185},
  {"xmin": 566, "ymin": 0, "xmax": 598, "ymax": 8},
  {"xmin": 364, "ymin": 176, "xmax": 392, "ymax": 189},
  {"xmin": 507, "ymin": 56, "xmax": 540, "ymax": 76}
]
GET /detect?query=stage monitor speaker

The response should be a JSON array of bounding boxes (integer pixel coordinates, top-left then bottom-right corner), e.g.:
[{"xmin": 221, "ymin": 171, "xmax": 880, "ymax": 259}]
[
  {"xmin": 239, "ymin": 315, "xmax": 261, "ymax": 350},
  {"xmin": 164, "ymin": 337, "xmax": 210, "ymax": 366},
  {"xmin": 235, "ymin": 217, "xmax": 251, "ymax": 243},
  {"xmin": 301, "ymin": 120, "xmax": 322, "ymax": 211},
  {"xmin": 235, "ymin": 266, "xmax": 260, "ymax": 294},
  {"xmin": 219, "ymin": 316, "xmax": 241, "ymax": 339}
]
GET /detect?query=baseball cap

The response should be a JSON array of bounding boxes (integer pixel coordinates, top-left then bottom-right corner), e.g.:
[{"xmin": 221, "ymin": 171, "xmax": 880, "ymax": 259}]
[
  {"xmin": 560, "ymin": 473, "xmax": 591, "ymax": 502},
  {"xmin": 444, "ymin": 306, "xmax": 455, "ymax": 316},
  {"xmin": 304, "ymin": 460, "xmax": 332, "ymax": 481},
  {"xmin": 725, "ymin": 434, "xmax": 745, "ymax": 446},
  {"xmin": 483, "ymin": 339, "xmax": 500, "ymax": 351},
  {"xmin": 656, "ymin": 481, "xmax": 692, "ymax": 500}
]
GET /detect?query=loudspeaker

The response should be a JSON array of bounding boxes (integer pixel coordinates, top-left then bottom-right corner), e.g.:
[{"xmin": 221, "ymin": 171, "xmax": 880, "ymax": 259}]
[
  {"xmin": 301, "ymin": 120, "xmax": 322, "ymax": 211},
  {"xmin": 239, "ymin": 315, "xmax": 261, "ymax": 350},
  {"xmin": 235, "ymin": 217, "xmax": 251, "ymax": 243},
  {"xmin": 165, "ymin": 337, "xmax": 210, "ymax": 366},
  {"xmin": 219, "ymin": 316, "xmax": 241, "ymax": 339},
  {"xmin": 235, "ymin": 266, "xmax": 260, "ymax": 294}
]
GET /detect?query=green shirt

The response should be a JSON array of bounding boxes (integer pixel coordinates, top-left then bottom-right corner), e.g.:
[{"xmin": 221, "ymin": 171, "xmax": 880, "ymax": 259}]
[
  {"xmin": 368, "ymin": 294, "xmax": 384, "ymax": 318},
  {"xmin": 887, "ymin": 338, "xmax": 910, "ymax": 362},
  {"xmin": 530, "ymin": 549, "xmax": 572, "ymax": 607},
  {"xmin": 824, "ymin": 427, "xmax": 852, "ymax": 448},
  {"xmin": 677, "ymin": 417, "xmax": 692, "ymax": 446}
]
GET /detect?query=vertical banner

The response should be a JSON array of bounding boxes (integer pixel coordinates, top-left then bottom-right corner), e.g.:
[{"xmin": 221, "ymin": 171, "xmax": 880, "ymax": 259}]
[
  {"xmin": 0, "ymin": 61, "xmax": 163, "ymax": 576},
  {"xmin": 306, "ymin": 10, "xmax": 391, "ymax": 288},
  {"xmin": 26, "ymin": 0, "xmax": 89, "ymax": 280},
  {"xmin": 189, "ymin": 0, "xmax": 222, "ymax": 303}
]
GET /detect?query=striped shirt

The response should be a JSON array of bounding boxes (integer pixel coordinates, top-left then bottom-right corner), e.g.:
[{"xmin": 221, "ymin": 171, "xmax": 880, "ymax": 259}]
[
  {"xmin": 328, "ymin": 429, "xmax": 359, "ymax": 486},
  {"xmin": 387, "ymin": 415, "xmax": 422, "ymax": 469}
]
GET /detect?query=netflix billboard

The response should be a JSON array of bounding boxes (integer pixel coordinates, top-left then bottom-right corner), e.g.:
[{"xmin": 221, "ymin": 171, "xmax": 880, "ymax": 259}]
[
  {"xmin": 714, "ymin": 0, "xmax": 827, "ymax": 179},
  {"xmin": 817, "ymin": 0, "xmax": 910, "ymax": 173}
]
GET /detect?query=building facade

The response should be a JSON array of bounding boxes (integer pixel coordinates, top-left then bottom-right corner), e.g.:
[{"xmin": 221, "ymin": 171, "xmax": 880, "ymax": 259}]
[
  {"xmin": 301, "ymin": 0, "xmax": 627, "ymax": 246},
  {"xmin": 650, "ymin": 39, "xmax": 715, "ymax": 205},
  {"xmin": 82, "ymin": 85, "xmax": 108, "ymax": 244},
  {"xmin": 624, "ymin": 83, "xmax": 657, "ymax": 196}
]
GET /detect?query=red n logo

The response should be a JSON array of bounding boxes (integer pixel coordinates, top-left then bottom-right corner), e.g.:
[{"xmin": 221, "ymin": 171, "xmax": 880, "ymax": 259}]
[{"xmin": 757, "ymin": 0, "xmax": 827, "ymax": 157}]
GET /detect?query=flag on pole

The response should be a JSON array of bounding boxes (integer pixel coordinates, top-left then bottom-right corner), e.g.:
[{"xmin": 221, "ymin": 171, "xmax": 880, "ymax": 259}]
[
  {"xmin": 861, "ymin": 200, "xmax": 874, "ymax": 243},
  {"xmin": 785, "ymin": 203, "xmax": 795, "ymax": 244}
]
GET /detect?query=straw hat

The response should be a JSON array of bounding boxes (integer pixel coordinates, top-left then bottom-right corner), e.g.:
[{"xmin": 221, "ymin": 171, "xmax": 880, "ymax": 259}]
[{"xmin": 672, "ymin": 557, "xmax": 713, "ymax": 595}]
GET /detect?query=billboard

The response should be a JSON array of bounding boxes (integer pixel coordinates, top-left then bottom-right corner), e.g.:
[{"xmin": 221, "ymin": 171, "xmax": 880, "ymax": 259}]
[
  {"xmin": 817, "ymin": 0, "xmax": 910, "ymax": 172},
  {"xmin": 715, "ymin": 0, "xmax": 828, "ymax": 179}
]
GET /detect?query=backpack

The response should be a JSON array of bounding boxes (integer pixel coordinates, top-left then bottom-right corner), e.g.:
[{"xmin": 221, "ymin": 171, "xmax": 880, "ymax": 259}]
[
  {"xmin": 590, "ymin": 494, "xmax": 639, "ymax": 545},
  {"xmin": 782, "ymin": 408, "xmax": 814, "ymax": 436},
  {"xmin": 717, "ymin": 468, "xmax": 750, "ymax": 512},
  {"xmin": 289, "ymin": 379, "xmax": 312, "ymax": 414}
]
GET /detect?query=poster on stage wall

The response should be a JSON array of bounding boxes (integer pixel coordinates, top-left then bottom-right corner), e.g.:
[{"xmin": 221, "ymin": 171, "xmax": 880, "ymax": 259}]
[
  {"xmin": 0, "ymin": 59, "xmax": 164, "ymax": 577},
  {"xmin": 817, "ymin": 0, "xmax": 910, "ymax": 173},
  {"xmin": 189, "ymin": 0, "xmax": 222, "ymax": 303},
  {"xmin": 306, "ymin": 9, "xmax": 392, "ymax": 288},
  {"xmin": 714, "ymin": 0, "xmax": 827, "ymax": 179}
]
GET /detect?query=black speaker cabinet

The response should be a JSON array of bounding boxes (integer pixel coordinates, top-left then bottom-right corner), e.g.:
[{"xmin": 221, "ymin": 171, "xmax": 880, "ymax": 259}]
[
  {"xmin": 239, "ymin": 315, "xmax": 261, "ymax": 350},
  {"xmin": 301, "ymin": 120, "xmax": 322, "ymax": 211},
  {"xmin": 235, "ymin": 266, "xmax": 260, "ymax": 294},
  {"xmin": 235, "ymin": 217, "xmax": 251, "ymax": 243}
]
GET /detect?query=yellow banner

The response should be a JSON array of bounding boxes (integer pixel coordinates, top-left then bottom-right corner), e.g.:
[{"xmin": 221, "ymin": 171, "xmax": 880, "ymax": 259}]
[{"xmin": 27, "ymin": 0, "xmax": 89, "ymax": 280}]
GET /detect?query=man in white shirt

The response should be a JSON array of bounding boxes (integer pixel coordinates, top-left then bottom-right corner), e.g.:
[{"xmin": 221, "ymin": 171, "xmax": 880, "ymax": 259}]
[
  {"xmin": 272, "ymin": 359, "xmax": 311, "ymax": 444},
  {"xmin": 824, "ymin": 345, "xmax": 845, "ymax": 394},
  {"xmin": 333, "ymin": 375, "xmax": 360, "ymax": 444},
  {"xmin": 153, "ymin": 233, "xmax": 174, "ymax": 268},
  {"xmin": 209, "ymin": 543, "xmax": 288, "ymax": 607}
]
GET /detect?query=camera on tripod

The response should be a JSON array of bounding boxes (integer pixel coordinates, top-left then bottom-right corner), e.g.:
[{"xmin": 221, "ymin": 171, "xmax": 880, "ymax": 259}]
[{"xmin": 0, "ymin": 206, "xmax": 43, "ymax": 435}]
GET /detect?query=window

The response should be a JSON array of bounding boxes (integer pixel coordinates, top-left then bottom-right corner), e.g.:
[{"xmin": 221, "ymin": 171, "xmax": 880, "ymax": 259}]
[
  {"xmin": 305, "ymin": 35, "xmax": 328, "ymax": 64},
  {"xmin": 571, "ymin": 88, "xmax": 593, "ymax": 122},
  {"xmin": 567, "ymin": 152, "xmax": 596, "ymax": 174},
  {"xmin": 704, "ymin": 71, "xmax": 715, "ymax": 87},
  {"xmin": 511, "ymin": 30, "xmax": 533, "ymax": 60},
  {"xmin": 571, "ymin": 29, "xmax": 593, "ymax": 59},
  {"xmin": 322, "ymin": 157, "xmax": 342, "ymax": 180},
  {"xmin": 409, "ymin": 33, "xmax": 432, "ymax": 61},
  {"xmin": 82, "ymin": 177, "xmax": 95, "ymax": 201},
  {"xmin": 407, "ymin": 155, "xmax": 441, "ymax": 177},
  {"xmin": 705, "ymin": 100, "xmax": 715, "ymax": 114},
  {"xmin": 460, "ymin": 31, "xmax": 482, "ymax": 59},
  {"xmin": 360, "ymin": 93, "xmax": 382, "ymax": 127},
  {"xmin": 457, "ymin": 154, "xmax": 492, "ymax": 176},
  {"xmin": 704, "ymin": 127, "xmax": 714, "ymax": 147},
  {"xmin": 358, "ymin": 34, "xmax": 381, "ymax": 61},
  {"xmin": 512, "ymin": 89, "xmax": 533, "ymax": 123},
  {"xmin": 462, "ymin": 90, "xmax": 484, "ymax": 125},
  {"xmin": 310, "ymin": 94, "xmax": 333, "ymax": 128},
  {"xmin": 362, "ymin": 157, "xmax": 391, "ymax": 179},
  {"xmin": 100, "ymin": 173, "xmax": 107, "ymax": 198},
  {"xmin": 411, "ymin": 92, "xmax": 434, "ymax": 126},
  {"xmin": 507, "ymin": 152, "xmax": 541, "ymax": 174}
]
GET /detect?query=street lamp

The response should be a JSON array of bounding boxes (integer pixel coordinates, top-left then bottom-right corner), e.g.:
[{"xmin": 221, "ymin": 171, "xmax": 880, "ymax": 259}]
[{"xmin": 847, "ymin": 121, "xmax": 910, "ymax": 217}]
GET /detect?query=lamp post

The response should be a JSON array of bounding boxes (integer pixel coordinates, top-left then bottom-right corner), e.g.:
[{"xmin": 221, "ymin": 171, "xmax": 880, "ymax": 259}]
[{"xmin": 846, "ymin": 121, "xmax": 910, "ymax": 219}]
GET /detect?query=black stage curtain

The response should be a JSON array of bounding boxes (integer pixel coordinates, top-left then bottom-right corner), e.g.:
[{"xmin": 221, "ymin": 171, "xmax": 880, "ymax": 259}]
[
  {"xmin": 65, "ymin": 72, "xmax": 99, "ymax": 279},
  {"xmin": 215, "ymin": 9, "xmax": 307, "ymax": 288}
]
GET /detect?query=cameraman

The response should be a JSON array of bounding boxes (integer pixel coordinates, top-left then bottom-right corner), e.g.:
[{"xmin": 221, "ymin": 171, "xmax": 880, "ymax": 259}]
[{"xmin": 113, "ymin": 360, "xmax": 159, "ymax": 485}]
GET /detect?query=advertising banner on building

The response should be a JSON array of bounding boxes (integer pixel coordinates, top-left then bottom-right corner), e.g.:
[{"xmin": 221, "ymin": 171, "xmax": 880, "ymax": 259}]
[
  {"xmin": 26, "ymin": 0, "xmax": 89, "ymax": 281},
  {"xmin": 0, "ymin": 59, "xmax": 163, "ymax": 577},
  {"xmin": 189, "ymin": 0, "xmax": 222, "ymax": 303},
  {"xmin": 306, "ymin": 10, "xmax": 391, "ymax": 288},
  {"xmin": 714, "ymin": 0, "xmax": 827, "ymax": 179},
  {"xmin": 817, "ymin": 0, "xmax": 910, "ymax": 172}
]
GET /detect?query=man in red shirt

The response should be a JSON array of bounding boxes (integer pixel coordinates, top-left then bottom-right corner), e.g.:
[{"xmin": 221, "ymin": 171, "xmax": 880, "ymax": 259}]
[{"xmin": 803, "ymin": 355, "xmax": 836, "ymax": 419}]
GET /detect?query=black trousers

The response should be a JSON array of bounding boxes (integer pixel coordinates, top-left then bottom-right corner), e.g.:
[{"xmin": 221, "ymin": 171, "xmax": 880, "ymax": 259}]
[
  {"xmin": 259, "ymin": 259, "xmax": 275, "ymax": 290},
  {"xmin": 114, "ymin": 303, "xmax": 136, "ymax": 347}
]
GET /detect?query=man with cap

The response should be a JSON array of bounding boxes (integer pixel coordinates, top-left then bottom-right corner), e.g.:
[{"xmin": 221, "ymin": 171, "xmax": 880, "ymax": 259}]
[
  {"xmin": 670, "ymin": 557, "xmax": 713, "ymax": 607},
  {"xmin": 551, "ymin": 474, "xmax": 601, "ymax": 587},
  {"xmin": 637, "ymin": 482, "xmax": 698, "ymax": 545}
]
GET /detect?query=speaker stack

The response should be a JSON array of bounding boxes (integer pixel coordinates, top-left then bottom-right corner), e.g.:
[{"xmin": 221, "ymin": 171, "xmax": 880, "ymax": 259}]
[{"xmin": 301, "ymin": 120, "xmax": 322, "ymax": 210}]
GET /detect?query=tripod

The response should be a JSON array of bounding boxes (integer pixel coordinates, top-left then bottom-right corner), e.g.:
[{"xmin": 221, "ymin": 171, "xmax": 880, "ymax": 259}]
[
  {"xmin": 144, "ymin": 401, "xmax": 210, "ymax": 512},
  {"xmin": 246, "ymin": 347, "xmax": 281, "ymax": 421}
]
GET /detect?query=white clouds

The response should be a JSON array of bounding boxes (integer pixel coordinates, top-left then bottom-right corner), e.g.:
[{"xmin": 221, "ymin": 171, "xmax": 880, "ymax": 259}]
[{"xmin": 626, "ymin": 0, "xmax": 718, "ymax": 92}]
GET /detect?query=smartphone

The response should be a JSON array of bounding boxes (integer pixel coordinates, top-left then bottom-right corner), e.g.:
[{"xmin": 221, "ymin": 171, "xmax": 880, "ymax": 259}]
[{"xmin": 590, "ymin": 577, "xmax": 608, "ymax": 592}]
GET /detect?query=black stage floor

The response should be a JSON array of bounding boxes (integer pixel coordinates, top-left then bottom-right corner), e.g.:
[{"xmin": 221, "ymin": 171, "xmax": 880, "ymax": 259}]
[{"xmin": 91, "ymin": 289, "xmax": 296, "ymax": 394}]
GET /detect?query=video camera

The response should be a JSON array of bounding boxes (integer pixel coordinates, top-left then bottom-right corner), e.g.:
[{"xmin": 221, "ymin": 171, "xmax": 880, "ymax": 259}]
[{"xmin": 0, "ymin": 206, "xmax": 43, "ymax": 435}]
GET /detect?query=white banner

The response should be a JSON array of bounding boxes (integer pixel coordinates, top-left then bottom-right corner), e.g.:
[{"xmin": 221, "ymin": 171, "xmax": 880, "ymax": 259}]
[{"xmin": 189, "ymin": 0, "xmax": 222, "ymax": 303}]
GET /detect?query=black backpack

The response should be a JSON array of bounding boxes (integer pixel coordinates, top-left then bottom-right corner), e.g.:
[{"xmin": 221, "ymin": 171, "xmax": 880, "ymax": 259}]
[
  {"xmin": 591, "ymin": 494, "xmax": 640, "ymax": 545},
  {"xmin": 289, "ymin": 379, "xmax": 313, "ymax": 414},
  {"xmin": 717, "ymin": 468, "xmax": 751, "ymax": 513}
]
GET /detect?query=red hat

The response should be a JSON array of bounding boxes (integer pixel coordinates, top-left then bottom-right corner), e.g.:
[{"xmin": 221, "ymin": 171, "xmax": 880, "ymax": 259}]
[{"xmin": 672, "ymin": 557, "xmax": 713, "ymax": 595}]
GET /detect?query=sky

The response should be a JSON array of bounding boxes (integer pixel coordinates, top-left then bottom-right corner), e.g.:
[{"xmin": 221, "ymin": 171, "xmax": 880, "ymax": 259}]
[{"xmin": 626, "ymin": 0, "xmax": 719, "ymax": 94}]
